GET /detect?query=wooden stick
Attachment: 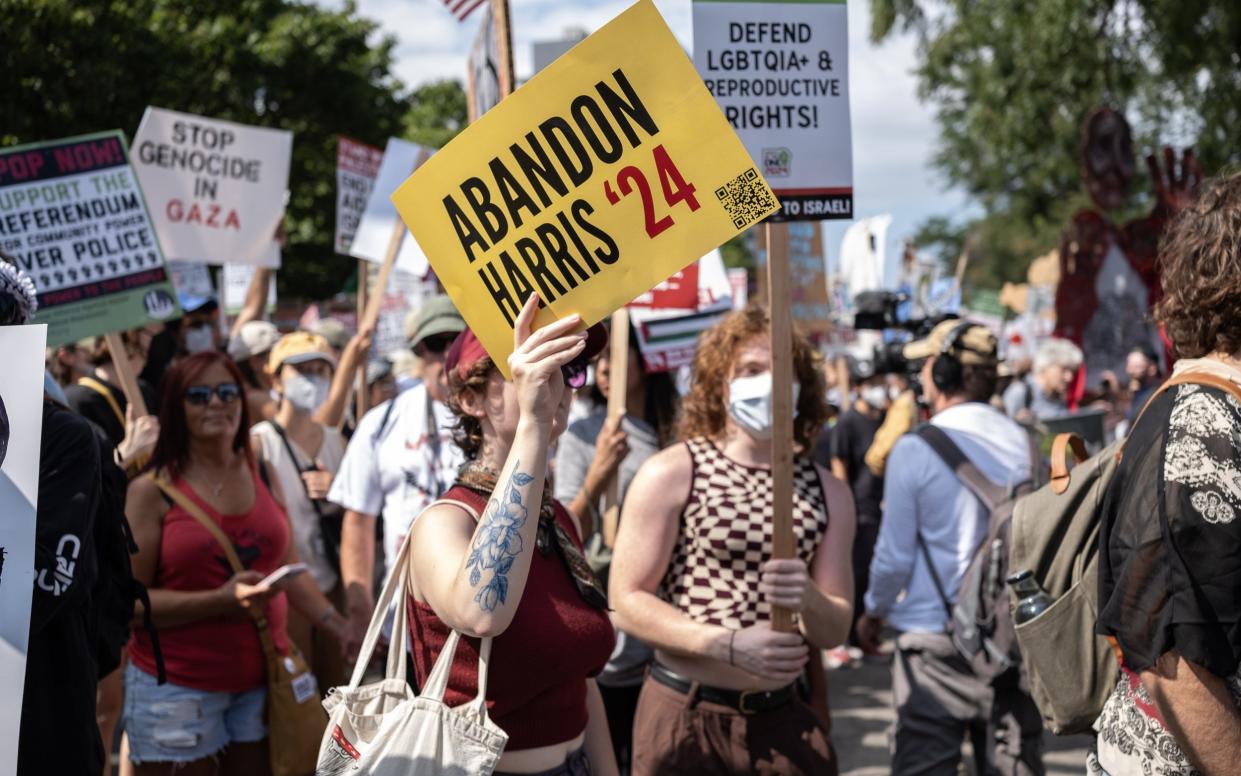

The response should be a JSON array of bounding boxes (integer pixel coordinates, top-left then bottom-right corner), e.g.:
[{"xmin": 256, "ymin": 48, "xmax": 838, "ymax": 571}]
[
  {"xmin": 492, "ymin": 0, "xmax": 516, "ymax": 98},
  {"xmin": 104, "ymin": 332, "xmax": 148, "ymax": 417},
  {"xmin": 765, "ymin": 221, "xmax": 796, "ymax": 633},
  {"xmin": 601, "ymin": 308, "xmax": 629, "ymax": 549},
  {"xmin": 355, "ymin": 260, "xmax": 370, "ymax": 421}
]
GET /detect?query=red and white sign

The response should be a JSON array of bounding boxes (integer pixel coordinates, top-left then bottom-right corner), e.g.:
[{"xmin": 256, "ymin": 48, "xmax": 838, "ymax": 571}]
[{"xmin": 336, "ymin": 137, "xmax": 383, "ymax": 254}]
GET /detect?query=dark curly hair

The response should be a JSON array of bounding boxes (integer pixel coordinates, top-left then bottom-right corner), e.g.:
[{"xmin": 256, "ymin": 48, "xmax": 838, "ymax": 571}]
[
  {"xmin": 677, "ymin": 304, "xmax": 828, "ymax": 450},
  {"xmin": 1156, "ymin": 169, "xmax": 1241, "ymax": 359},
  {"xmin": 447, "ymin": 355, "xmax": 496, "ymax": 460}
]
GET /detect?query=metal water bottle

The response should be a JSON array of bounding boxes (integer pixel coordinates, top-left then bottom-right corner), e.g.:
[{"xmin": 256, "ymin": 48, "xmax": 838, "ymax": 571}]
[{"xmin": 1007, "ymin": 570, "xmax": 1052, "ymax": 625}]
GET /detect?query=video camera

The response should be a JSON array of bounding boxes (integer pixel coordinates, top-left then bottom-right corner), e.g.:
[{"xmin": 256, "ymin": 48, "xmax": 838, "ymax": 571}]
[{"xmin": 852, "ymin": 290, "xmax": 958, "ymax": 378}]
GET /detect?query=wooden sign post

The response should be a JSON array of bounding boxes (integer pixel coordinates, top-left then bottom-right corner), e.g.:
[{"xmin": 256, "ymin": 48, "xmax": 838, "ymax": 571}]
[
  {"xmin": 104, "ymin": 332, "xmax": 149, "ymax": 417},
  {"xmin": 601, "ymin": 308, "xmax": 629, "ymax": 548},
  {"xmin": 766, "ymin": 221, "xmax": 796, "ymax": 633},
  {"xmin": 492, "ymin": 0, "xmax": 516, "ymax": 98},
  {"xmin": 354, "ymin": 261, "xmax": 370, "ymax": 421},
  {"xmin": 354, "ymin": 220, "xmax": 404, "ymax": 421}
]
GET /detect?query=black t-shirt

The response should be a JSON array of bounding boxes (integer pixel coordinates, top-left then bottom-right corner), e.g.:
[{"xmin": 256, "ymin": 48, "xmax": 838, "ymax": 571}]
[
  {"xmin": 827, "ymin": 409, "xmax": 885, "ymax": 524},
  {"xmin": 1098, "ymin": 382, "xmax": 1241, "ymax": 678},
  {"xmin": 64, "ymin": 376, "xmax": 158, "ymax": 450}
]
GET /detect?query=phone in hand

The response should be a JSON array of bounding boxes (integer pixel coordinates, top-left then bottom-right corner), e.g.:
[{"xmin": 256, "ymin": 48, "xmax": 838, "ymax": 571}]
[{"xmin": 256, "ymin": 563, "xmax": 308, "ymax": 591}]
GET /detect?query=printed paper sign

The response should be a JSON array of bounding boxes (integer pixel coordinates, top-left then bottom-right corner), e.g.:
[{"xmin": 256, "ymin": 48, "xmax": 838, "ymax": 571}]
[
  {"xmin": 392, "ymin": 0, "xmax": 779, "ymax": 377},
  {"xmin": 0, "ymin": 132, "xmax": 181, "ymax": 346},
  {"xmin": 222, "ymin": 263, "xmax": 276, "ymax": 316},
  {"xmin": 467, "ymin": 3, "xmax": 503, "ymax": 123},
  {"xmin": 758, "ymin": 221, "xmax": 830, "ymax": 333},
  {"xmin": 631, "ymin": 304, "xmax": 731, "ymax": 373},
  {"xmin": 335, "ymin": 137, "xmax": 383, "ymax": 254},
  {"xmin": 132, "ymin": 107, "xmax": 293, "ymax": 265},
  {"xmin": 373, "ymin": 268, "xmax": 440, "ymax": 358},
  {"xmin": 0, "ymin": 323, "xmax": 48, "ymax": 776},
  {"xmin": 167, "ymin": 261, "xmax": 215, "ymax": 299},
  {"xmin": 349, "ymin": 138, "xmax": 433, "ymax": 277},
  {"xmin": 693, "ymin": 0, "xmax": 853, "ymax": 220}
]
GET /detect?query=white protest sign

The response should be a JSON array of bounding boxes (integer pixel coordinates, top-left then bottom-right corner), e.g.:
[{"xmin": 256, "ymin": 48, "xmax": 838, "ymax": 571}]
[
  {"xmin": 0, "ymin": 324, "xmax": 47, "ymax": 776},
  {"xmin": 335, "ymin": 137, "xmax": 383, "ymax": 254},
  {"xmin": 167, "ymin": 261, "xmax": 215, "ymax": 309},
  {"xmin": 693, "ymin": 0, "xmax": 853, "ymax": 220},
  {"xmin": 348, "ymin": 138, "xmax": 432, "ymax": 277},
  {"xmin": 373, "ymin": 268, "xmax": 440, "ymax": 359},
  {"xmin": 132, "ymin": 107, "xmax": 293, "ymax": 265},
  {"xmin": 222, "ymin": 263, "xmax": 276, "ymax": 316}
]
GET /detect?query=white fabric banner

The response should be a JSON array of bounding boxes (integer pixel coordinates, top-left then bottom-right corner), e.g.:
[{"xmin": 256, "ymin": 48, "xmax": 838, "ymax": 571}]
[{"xmin": 131, "ymin": 107, "xmax": 292, "ymax": 266}]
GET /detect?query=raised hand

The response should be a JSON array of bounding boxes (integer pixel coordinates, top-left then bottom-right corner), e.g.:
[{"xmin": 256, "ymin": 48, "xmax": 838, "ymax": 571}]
[
  {"xmin": 508, "ymin": 294, "xmax": 586, "ymax": 426},
  {"xmin": 1147, "ymin": 146, "xmax": 1202, "ymax": 212}
]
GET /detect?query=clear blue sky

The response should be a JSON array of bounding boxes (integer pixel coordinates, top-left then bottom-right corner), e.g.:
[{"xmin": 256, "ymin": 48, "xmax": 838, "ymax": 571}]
[{"xmin": 327, "ymin": 0, "xmax": 979, "ymax": 273}]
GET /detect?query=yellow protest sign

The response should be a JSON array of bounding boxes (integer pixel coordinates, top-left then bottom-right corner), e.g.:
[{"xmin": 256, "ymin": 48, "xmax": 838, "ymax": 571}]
[{"xmin": 391, "ymin": 0, "xmax": 779, "ymax": 376}]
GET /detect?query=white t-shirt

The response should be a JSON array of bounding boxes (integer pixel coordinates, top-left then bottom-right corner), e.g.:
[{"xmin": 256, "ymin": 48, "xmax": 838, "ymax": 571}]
[
  {"xmin": 327, "ymin": 382, "xmax": 462, "ymax": 573},
  {"xmin": 251, "ymin": 420, "xmax": 346, "ymax": 593}
]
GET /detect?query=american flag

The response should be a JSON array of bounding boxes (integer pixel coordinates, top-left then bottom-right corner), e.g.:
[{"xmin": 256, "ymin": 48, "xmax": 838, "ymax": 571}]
[{"xmin": 444, "ymin": 0, "xmax": 487, "ymax": 22}]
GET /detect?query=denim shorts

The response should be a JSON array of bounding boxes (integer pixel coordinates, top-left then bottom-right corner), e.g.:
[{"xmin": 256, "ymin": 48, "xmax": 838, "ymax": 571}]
[{"xmin": 123, "ymin": 663, "xmax": 267, "ymax": 763}]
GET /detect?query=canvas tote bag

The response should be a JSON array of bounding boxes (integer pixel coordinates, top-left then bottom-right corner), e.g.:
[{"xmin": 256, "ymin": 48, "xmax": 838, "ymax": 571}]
[{"xmin": 315, "ymin": 529, "xmax": 508, "ymax": 775}]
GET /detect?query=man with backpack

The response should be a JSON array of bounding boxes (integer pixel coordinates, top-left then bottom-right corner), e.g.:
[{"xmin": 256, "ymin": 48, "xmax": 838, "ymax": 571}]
[{"xmin": 856, "ymin": 320, "xmax": 1044, "ymax": 775}]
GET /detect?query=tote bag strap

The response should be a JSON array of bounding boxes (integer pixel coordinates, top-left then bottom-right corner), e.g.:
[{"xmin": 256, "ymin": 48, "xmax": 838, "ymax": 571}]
[
  {"xmin": 79, "ymin": 376, "xmax": 126, "ymax": 426},
  {"xmin": 384, "ymin": 496, "xmax": 495, "ymax": 717},
  {"xmin": 150, "ymin": 475, "xmax": 282, "ymax": 662},
  {"xmin": 348, "ymin": 525, "xmax": 413, "ymax": 689}
]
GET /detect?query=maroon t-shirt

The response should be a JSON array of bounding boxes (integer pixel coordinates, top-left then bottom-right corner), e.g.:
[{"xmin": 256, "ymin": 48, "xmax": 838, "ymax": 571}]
[{"xmin": 408, "ymin": 486, "xmax": 615, "ymax": 750}]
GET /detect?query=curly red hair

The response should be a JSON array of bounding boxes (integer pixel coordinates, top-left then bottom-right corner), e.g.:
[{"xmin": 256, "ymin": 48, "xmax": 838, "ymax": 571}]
[{"xmin": 677, "ymin": 304, "xmax": 828, "ymax": 449}]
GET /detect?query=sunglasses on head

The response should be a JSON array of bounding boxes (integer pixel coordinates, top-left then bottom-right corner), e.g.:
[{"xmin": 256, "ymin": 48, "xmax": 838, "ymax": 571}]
[
  {"xmin": 561, "ymin": 361, "xmax": 588, "ymax": 390},
  {"xmin": 184, "ymin": 383, "xmax": 242, "ymax": 406}
]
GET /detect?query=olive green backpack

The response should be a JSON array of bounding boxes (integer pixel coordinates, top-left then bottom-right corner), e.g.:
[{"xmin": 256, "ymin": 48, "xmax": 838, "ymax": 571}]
[{"xmin": 1009, "ymin": 370, "xmax": 1241, "ymax": 734}]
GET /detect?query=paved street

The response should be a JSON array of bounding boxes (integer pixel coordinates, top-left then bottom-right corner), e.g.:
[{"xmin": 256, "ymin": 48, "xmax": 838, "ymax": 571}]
[{"xmin": 827, "ymin": 657, "xmax": 1092, "ymax": 775}]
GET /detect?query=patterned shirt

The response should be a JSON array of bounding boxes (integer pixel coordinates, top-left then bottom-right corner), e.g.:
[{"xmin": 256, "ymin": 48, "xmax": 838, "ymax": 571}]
[
  {"xmin": 1092, "ymin": 370, "xmax": 1241, "ymax": 774},
  {"xmin": 658, "ymin": 438, "xmax": 828, "ymax": 630}
]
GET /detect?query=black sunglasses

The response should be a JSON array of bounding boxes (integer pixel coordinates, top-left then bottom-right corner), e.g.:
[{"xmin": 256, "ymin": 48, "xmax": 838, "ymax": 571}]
[
  {"xmin": 562, "ymin": 361, "xmax": 588, "ymax": 390},
  {"xmin": 415, "ymin": 333, "xmax": 457, "ymax": 356},
  {"xmin": 184, "ymin": 383, "xmax": 242, "ymax": 406}
]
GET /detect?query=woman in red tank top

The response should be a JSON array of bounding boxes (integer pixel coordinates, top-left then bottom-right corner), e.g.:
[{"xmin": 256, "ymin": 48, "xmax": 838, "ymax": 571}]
[
  {"xmin": 403, "ymin": 297, "xmax": 617, "ymax": 776},
  {"xmin": 124, "ymin": 351, "xmax": 350, "ymax": 776}
]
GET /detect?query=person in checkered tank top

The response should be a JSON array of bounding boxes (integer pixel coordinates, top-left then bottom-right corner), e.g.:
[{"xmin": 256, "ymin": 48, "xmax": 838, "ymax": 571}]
[{"xmin": 611, "ymin": 306, "xmax": 857, "ymax": 776}]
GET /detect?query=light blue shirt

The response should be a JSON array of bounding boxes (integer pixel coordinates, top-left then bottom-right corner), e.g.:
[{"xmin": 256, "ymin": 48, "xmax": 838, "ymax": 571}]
[{"xmin": 864, "ymin": 402, "xmax": 1031, "ymax": 633}]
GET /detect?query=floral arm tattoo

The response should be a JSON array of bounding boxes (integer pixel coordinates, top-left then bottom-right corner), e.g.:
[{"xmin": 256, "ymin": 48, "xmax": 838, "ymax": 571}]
[{"xmin": 465, "ymin": 466, "xmax": 535, "ymax": 612}]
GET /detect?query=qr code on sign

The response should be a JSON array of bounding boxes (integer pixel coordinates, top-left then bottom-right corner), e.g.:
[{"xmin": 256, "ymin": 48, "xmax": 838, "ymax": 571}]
[{"xmin": 715, "ymin": 168, "xmax": 775, "ymax": 229}]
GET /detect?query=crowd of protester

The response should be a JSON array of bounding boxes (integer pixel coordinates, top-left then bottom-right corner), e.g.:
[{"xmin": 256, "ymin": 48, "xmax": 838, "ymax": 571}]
[{"xmin": 3, "ymin": 167, "xmax": 1240, "ymax": 776}]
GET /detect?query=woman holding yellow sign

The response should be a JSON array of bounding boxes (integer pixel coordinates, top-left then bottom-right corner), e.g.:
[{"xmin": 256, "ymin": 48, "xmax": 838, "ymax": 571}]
[{"xmin": 403, "ymin": 294, "xmax": 618, "ymax": 776}]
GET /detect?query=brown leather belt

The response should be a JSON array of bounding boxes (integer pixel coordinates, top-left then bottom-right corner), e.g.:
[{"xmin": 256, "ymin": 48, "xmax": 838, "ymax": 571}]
[{"xmin": 649, "ymin": 662, "xmax": 796, "ymax": 715}]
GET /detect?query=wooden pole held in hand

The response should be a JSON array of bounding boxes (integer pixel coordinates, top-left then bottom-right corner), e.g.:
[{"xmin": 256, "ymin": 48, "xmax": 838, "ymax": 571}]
[
  {"xmin": 354, "ymin": 261, "xmax": 370, "ymax": 422},
  {"xmin": 601, "ymin": 308, "xmax": 629, "ymax": 549},
  {"xmin": 765, "ymin": 222, "xmax": 797, "ymax": 633},
  {"xmin": 104, "ymin": 332, "xmax": 148, "ymax": 418}
]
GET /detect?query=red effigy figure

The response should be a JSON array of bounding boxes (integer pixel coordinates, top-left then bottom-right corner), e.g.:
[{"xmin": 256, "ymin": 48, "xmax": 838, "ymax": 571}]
[{"xmin": 1054, "ymin": 107, "xmax": 1202, "ymax": 391}]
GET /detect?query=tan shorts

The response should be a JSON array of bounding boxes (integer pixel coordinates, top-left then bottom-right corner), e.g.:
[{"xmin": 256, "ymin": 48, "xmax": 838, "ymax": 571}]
[{"xmin": 630, "ymin": 674, "xmax": 836, "ymax": 776}]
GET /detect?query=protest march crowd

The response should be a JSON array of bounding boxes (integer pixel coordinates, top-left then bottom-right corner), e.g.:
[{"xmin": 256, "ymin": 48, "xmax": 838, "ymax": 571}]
[
  {"xmin": 6, "ymin": 160, "xmax": 1241, "ymax": 776},
  {"xmin": 4, "ymin": 1, "xmax": 1241, "ymax": 776}
]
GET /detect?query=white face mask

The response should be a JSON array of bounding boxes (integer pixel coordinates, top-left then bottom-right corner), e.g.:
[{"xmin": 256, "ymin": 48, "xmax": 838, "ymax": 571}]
[
  {"xmin": 283, "ymin": 372, "xmax": 331, "ymax": 413},
  {"xmin": 862, "ymin": 385, "xmax": 888, "ymax": 410},
  {"xmin": 184, "ymin": 324, "xmax": 214, "ymax": 354},
  {"xmin": 726, "ymin": 373, "xmax": 800, "ymax": 440}
]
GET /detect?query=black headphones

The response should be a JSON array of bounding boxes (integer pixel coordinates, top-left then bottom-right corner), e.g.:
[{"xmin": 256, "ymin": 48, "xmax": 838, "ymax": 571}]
[{"xmin": 931, "ymin": 321, "xmax": 975, "ymax": 393}]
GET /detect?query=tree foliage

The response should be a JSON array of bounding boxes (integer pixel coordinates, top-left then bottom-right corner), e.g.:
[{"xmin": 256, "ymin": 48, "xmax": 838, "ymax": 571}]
[
  {"xmin": 872, "ymin": 0, "xmax": 1241, "ymax": 289},
  {"xmin": 2, "ymin": 0, "xmax": 467, "ymax": 300}
]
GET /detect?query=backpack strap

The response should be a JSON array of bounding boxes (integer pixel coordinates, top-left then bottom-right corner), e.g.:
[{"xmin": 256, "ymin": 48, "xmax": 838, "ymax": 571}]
[
  {"xmin": 915, "ymin": 533, "xmax": 955, "ymax": 624},
  {"xmin": 150, "ymin": 476, "xmax": 285, "ymax": 667},
  {"xmin": 78, "ymin": 376, "xmax": 125, "ymax": 427},
  {"xmin": 915, "ymin": 424, "xmax": 1011, "ymax": 511},
  {"xmin": 266, "ymin": 420, "xmax": 325, "ymax": 519}
]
